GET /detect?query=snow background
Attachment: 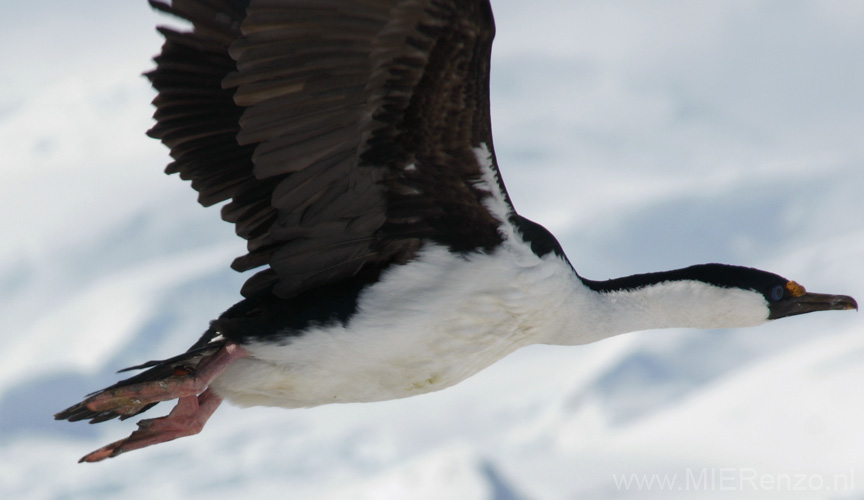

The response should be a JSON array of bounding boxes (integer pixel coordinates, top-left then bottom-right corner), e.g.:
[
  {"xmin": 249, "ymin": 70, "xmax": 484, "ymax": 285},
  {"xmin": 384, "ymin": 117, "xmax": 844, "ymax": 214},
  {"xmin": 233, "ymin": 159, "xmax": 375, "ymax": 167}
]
[{"xmin": 1, "ymin": 0, "xmax": 862, "ymax": 498}]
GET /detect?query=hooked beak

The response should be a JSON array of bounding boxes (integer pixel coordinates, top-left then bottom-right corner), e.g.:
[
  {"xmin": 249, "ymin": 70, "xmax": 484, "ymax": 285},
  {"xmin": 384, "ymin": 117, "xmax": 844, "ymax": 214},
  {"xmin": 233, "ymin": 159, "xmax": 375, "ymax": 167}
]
[{"xmin": 768, "ymin": 292, "xmax": 858, "ymax": 320}]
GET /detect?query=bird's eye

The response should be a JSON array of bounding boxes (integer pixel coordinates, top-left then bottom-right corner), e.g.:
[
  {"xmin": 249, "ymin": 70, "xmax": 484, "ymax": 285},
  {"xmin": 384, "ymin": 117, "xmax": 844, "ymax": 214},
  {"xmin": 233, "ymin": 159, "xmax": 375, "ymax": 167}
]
[{"xmin": 770, "ymin": 285, "xmax": 785, "ymax": 302}]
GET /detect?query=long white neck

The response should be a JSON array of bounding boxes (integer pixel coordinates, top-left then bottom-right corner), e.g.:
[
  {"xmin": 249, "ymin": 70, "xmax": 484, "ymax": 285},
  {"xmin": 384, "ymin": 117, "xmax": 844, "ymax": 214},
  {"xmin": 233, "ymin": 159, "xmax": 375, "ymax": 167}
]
[
  {"xmin": 537, "ymin": 271, "xmax": 771, "ymax": 346},
  {"xmin": 462, "ymin": 151, "xmax": 776, "ymax": 347}
]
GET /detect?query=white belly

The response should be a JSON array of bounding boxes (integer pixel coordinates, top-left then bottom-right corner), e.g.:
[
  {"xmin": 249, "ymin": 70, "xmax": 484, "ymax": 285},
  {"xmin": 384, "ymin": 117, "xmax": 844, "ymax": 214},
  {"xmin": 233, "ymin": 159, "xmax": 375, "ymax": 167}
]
[{"xmin": 210, "ymin": 242, "xmax": 580, "ymax": 408}]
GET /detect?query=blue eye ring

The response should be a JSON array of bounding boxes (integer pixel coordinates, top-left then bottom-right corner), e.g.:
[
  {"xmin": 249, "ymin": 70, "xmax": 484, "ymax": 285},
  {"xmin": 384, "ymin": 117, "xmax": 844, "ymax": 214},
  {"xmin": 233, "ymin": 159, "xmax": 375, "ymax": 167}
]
[{"xmin": 770, "ymin": 285, "xmax": 785, "ymax": 302}]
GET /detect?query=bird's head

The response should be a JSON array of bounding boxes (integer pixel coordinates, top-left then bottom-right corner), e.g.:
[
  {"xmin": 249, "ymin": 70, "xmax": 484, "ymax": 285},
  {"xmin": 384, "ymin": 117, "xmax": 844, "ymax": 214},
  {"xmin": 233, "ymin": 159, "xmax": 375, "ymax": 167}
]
[
  {"xmin": 762, "ymin": 276, "xmax": 858, "ymax": 320},
  {"xmin": 661, "ymin": 264, "xmax": 858, "ymax": 322}
]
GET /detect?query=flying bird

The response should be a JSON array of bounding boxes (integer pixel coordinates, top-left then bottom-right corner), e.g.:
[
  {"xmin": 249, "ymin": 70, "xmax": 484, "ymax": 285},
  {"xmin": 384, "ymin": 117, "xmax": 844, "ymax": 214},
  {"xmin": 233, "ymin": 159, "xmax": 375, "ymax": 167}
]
[{"xmin": 56, "ymin": 0, "xmax": 857, "ymax": 462}]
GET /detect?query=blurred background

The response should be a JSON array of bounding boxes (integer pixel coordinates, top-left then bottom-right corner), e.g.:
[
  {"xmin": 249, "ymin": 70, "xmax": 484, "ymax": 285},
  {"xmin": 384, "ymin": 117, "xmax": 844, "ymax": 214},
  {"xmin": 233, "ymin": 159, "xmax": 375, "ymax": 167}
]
[{"xmin": 1, "ymin": 0, "xmax": 862, "ymax": 498}]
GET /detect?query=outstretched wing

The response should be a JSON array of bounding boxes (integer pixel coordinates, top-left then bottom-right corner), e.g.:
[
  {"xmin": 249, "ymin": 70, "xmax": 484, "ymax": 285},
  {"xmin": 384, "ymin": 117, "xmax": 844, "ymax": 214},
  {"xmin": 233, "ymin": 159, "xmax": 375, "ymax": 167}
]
[{"xmin": 147, "ymin": 0, "xmax": 514, "ymax": 301}]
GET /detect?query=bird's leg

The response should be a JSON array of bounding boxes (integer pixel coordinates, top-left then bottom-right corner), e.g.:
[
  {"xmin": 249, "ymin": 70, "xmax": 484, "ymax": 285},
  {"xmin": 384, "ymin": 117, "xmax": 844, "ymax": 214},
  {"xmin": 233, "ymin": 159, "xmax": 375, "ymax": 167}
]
[
  {"xmin": 82, "ymin": 343, "xmax": 247, "ymax": 414},
  {"xmin": 69, "ymin": 343, "xmax": 247, "ymax": 462},
  {"xmin": 80, "ymin": 388, "xmax": 223, "ymax": 462}
]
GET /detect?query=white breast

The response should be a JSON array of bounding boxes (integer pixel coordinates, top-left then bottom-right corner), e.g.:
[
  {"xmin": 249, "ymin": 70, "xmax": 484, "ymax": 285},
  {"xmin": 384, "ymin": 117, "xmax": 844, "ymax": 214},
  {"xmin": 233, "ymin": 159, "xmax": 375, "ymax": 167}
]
[{"xmin": 210, "ymin": 238, "xmax": 582, "ymax": 409}]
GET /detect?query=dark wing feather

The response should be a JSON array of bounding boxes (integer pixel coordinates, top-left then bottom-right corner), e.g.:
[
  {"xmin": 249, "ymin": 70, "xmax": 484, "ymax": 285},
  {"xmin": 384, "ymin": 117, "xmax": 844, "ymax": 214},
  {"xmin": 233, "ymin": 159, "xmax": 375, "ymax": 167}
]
[
  {"xmin": 363, "ymin": 0, "xmax": 513, "ymax": 251},
  {"xmin": 146, "ymin": 0, "xmax": 255, "ymax": 208},
  {"xmin": 151, "ymin": 0, "xmax": 514, "ymax": 297},
  {"xmin": 223, "ymin": 0, "xmax": 514, "ymax": 300},
  {"xmin": 219, "ymin": 1, "xmax": 398, "ymax": 299}
]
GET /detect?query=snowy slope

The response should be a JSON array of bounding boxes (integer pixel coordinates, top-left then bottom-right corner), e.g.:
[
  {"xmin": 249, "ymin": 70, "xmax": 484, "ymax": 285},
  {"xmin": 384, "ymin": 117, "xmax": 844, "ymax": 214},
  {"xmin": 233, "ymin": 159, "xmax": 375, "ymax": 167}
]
[{"xmin": 2, "ymin": 1, "xmax": 862, "ymax": 499}]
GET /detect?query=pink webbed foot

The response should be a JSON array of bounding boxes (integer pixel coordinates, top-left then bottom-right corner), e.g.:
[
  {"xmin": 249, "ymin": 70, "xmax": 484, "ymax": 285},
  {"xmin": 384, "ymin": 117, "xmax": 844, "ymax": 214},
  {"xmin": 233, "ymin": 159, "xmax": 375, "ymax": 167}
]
[
  {"xmin": 64, "ymin": 343, "xmax": 248, "ymax": 462},
  {"xmin": 81, "ymin": 343, "xmax": 246, "ymax": 416},
  {"xmin": 80, "ymin": 389, "xmax": 223, "ymax": 462}
]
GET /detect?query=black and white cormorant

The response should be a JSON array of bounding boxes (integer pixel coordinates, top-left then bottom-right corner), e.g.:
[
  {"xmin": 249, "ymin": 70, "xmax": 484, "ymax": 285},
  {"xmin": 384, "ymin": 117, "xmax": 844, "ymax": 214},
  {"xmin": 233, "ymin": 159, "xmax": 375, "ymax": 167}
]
[{"xmin": 56, "ymin": 0, "xmax": 857, "ymax": 462}]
